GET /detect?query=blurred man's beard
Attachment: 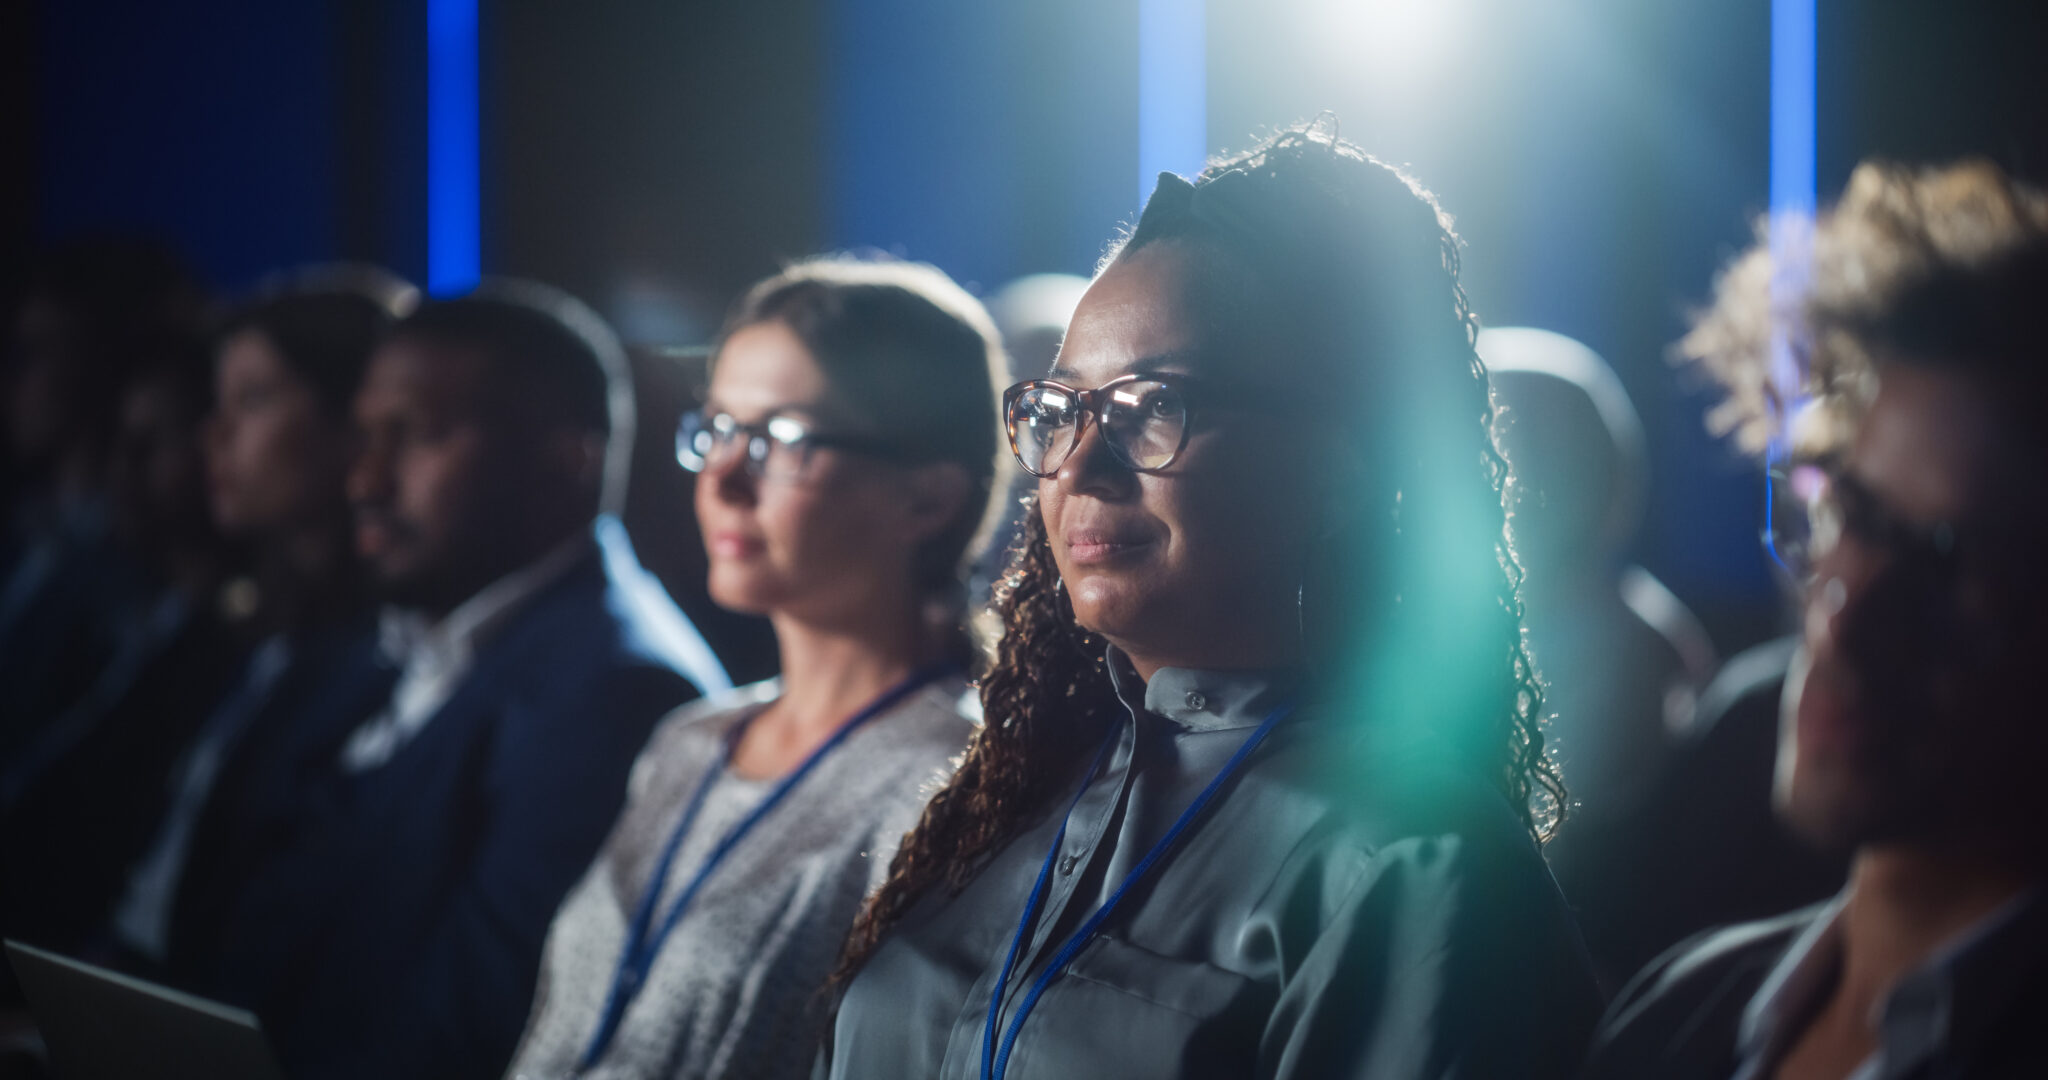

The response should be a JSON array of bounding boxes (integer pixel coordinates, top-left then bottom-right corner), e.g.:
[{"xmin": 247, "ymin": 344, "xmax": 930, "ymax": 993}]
[{"xmin": 1778, "ymin": 649, "xmax": 1915, "ymax": 851}]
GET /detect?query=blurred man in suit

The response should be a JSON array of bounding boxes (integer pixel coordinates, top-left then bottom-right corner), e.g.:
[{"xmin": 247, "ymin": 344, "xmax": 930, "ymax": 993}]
[
  {"xmin": 1583, "ymin": 162, "xmax": 2048, "ymax": 1079},
  {"xmin": 183, "ymin": 280, "xmax": 728, "ymax": 1080}
]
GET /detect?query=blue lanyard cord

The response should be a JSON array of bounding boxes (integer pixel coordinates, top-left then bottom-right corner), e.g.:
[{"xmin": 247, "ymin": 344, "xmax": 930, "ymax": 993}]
[
  {"xmin": 579, "ymin": 662, "xmax": 958, "ymax": 1070},
  {"xmin": 980, "ymin": 720, "xmax": 1124, "ymax": 1080},
  {"xmin": 981, "ymin": 700, "xmax": 1297, "ymax": 1080}
]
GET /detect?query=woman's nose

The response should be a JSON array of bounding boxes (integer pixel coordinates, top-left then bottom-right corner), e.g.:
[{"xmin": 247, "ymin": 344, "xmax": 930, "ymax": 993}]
[
  {"xmin": 1055, "ymin": 416, "xmax": 1135, "ymax": 499},
  {"xmin": 347, "ymin": 436, "xmax": 393, "ymax": 505},
  {"xmin": 702, "ymin": 440, "xmax": 760, "ymax": 504},
  {"xmin": 202, "ymin": 412, "xmax": 230, "ymax": 460}
]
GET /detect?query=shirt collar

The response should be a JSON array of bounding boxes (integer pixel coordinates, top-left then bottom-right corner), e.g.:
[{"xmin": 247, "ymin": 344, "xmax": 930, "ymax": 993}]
[
  {"xmin": 1738, "ymin": 885, "xmax": 2048, "ymax": 1078},
  {"xmin": 1888, "ymin": 885, "xmax": 2048, "ymax": 1071},
  {"xmin": 1103, "ymin": 644, "xmax": 1303, "ymax": 733},
  {"xmin": 1738, "ymin": 893, "xmax": 1851, "ymax": 1069},
  {"xmin": 376, "ymin": 531, "xmax": 593, "ymax": 672}
]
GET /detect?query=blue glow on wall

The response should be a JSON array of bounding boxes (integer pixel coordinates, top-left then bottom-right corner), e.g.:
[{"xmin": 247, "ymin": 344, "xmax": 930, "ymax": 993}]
[
  {"xmin": 427, "ymin": 0, "xmax": 480, "ymax": 295},
  {"xmin": 1770, "ymin": 0, "xmax": 1816, "ymax": 216},
  {"xmin": 828, "ymin": 2, "xmax": 1134, "ymax": 289},
  {"xmin": 1764, "ymin": 0, "xmax": 1817, "ymax": 541},
  {"xmin": 1138, "ymin": 0, "xmax": 1206, "ymax": 208}
]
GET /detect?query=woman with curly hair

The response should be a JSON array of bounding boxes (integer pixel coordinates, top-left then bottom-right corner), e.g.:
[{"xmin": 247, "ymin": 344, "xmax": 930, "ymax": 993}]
[{"xmin": 820, "ymin": 123, "xmax": 1600, "ymax": 1079}]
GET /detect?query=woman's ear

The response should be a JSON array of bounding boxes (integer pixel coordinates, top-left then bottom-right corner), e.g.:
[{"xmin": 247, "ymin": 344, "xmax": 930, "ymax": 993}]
[{"xmin": 900, "ymin": 461, "xmax": 974, "ymax": 545}]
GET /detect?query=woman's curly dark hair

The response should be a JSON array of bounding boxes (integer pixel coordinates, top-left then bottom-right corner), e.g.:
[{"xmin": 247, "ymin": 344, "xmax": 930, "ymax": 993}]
[{"xmin": 832, "ymin": 121, "xmax": 1562, "ymax": 991}]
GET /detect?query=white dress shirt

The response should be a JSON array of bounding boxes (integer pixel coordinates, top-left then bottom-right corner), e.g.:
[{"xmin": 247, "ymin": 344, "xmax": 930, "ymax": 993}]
[{"xmin": 338, "ymin": 535, "xmax": 591, "ymax": 774}]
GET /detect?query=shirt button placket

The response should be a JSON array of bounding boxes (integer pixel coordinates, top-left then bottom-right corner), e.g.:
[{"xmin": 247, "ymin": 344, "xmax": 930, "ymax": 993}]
[{"xmin": 1030, "ymin": 726, "xmax": 1127, "ymax": 959}]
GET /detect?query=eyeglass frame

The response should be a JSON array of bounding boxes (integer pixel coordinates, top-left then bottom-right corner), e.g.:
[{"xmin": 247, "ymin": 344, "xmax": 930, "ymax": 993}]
[
  {"xmin": 675, "ymin": 407, "xmax": 907, "ymax": 480},
  {"xmin": 1001, "ymin": 370, "xmax": 1294, "ymax": 479},
  {"xmin": 1764, "ymin": 454, "xmax": 1969, "ymax": 586}
]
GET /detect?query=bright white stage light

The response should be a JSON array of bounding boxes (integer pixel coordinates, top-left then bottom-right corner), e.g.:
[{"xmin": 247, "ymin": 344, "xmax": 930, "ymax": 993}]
[{"xmin": 1301, "ymin": 0, "xmax": 1476, "ymax": 88}]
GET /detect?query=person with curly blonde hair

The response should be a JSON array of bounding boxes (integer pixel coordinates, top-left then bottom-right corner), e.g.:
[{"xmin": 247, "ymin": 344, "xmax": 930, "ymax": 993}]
[
  {"xmin": 819, "ymin": 122, "xmax": 1599, "ymax": 1080},
  {"xmin": 1584, "ymin": 160, "xmax": 2048, "ymax": 1079}
]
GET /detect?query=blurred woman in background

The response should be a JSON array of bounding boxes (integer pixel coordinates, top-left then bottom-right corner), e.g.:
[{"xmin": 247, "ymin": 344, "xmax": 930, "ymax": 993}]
[
  {"xmin": 0, "ymin": 336, "xmax": 239, "ymax": 955},
  {"xmin": 822, "ymin": 123, "xmax": 1601, "ymax": 1079},
  {"xmin": 2, "ymin": 267, "xmax": 414, "ymax": 963},
  {"xmin": 112, "ymin": 267, "xmax": 418, "ymax": 973},
  {"xmin": 506, "ymin": 256, "xmax": 1003, "ymax": 1080}
]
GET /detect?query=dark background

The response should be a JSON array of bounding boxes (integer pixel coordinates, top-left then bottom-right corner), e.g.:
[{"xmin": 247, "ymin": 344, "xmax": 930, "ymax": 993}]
[{"xmin": 7, "ymin": 0, "xmax": 2046, "ymax": 664}]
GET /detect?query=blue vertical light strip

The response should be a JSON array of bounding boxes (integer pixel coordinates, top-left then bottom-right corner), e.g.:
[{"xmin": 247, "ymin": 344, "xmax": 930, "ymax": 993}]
[
  {"xmin": 427, "ymin": 0, "xmax": 480, "ymax": 295},
  {"xmin": 1769, "ymin": 0, "xmax": 1816, "ymax": 218},
  {"xmin": 1763, "ymin": 0, "xmax": 1816, "ymax": 566},
  {"xmin": 1137, "ymin": 0, "xmax": 1206, "ymax": 208},
  {"xmin": 1767, "ymin": 0, "xmax": 1816, "ymax": 411}
]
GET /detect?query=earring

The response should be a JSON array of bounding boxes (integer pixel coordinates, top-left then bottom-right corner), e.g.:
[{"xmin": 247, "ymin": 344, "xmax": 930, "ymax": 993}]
[{"xmin": 1296, "ymin": 579, "xmax": 1307, "ymax": 658}]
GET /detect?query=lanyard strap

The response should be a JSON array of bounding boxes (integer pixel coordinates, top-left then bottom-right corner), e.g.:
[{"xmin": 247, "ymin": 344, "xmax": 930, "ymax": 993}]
[
  {"xmin": 580, "ymin": 662, "xmax": 956, "ymax": 1069},
  {"xmin": 981, "ymin": 699, "xmax": 1296, "ymax": 1080}
]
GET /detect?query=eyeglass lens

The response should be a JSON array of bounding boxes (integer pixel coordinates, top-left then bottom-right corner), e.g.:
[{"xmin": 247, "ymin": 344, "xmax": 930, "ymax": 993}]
[
  {"xmin": 1765, "ymin": 462, "xmax": 1834, "ymax": 578},
  {"xmin": 1767, "ymin": 463, "xmax": 1968, "ymax": 586},
  {"xmin": 676, "ymin": 411, "xmax": 815, "ymax": 480}
]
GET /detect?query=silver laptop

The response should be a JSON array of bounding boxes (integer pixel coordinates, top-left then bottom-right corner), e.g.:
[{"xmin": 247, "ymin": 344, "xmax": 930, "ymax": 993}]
[{"xmin": 4, "ymin": 939, "xmax": 285, "ymax": 1080}]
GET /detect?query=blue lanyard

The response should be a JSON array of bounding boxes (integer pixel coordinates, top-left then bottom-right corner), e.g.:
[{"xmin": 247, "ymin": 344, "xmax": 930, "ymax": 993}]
[
  {"xmin": 981, "ymin": 699, "xmax": 1296, "ymax": 1080},
  {"xmin": 579, "ymin": 662, "xmax": 957, "ymax": 1069}
]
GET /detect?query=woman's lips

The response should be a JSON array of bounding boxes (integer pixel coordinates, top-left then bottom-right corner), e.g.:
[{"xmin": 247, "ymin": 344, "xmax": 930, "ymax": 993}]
[
  {"xmin": 206, "ymin": 462, "xmax": 240, "ymax": 500},
  {"xmin": 354, "ymin": 519, "xmax": 393, "ymax": 558},
  {"xmin": 707, "ymin": 530, "xmax": 766, "ymax": 559},
  {"xmin": 1063, "ymin": 530, "xmax": 1152, "ymax": 565}
]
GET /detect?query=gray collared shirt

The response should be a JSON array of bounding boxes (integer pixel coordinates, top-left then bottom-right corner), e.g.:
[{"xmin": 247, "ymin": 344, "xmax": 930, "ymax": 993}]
[
  {"xmin": 1733, "ymin": 887, "xmax": 2048, "ymax": 1080},
  {"xmin": 508, "ymin": 676, "xmax": 976, "ymax": 1080},
  {"xmin": 823, "ymin": 649, "xmax": 1600, "ymax": 1080}
]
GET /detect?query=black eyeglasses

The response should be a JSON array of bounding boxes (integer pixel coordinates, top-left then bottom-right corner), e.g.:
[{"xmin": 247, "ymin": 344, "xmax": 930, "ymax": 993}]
[
  {"xmin": 676, "ymin": 409, "xmax": 902, "ymax": 482},
  {"xmin": 1009, "ymin": 372, "xmax": 1279, "ymax": 478}
]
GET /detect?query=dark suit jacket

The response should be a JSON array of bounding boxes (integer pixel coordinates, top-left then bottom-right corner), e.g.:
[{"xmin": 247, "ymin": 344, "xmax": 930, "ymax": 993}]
[
  {"xmin": 178, "ymin": 518, "xmax": 726, "ymax": 1080},
  {"xmin": 0, "ymin": 596, "xmax": 249, "ymax": 951},
  {"xmin": 1583, "ymin": 897, "xmax": 2048, "ymax": 1079},
  {"xmin": 165, "ymin": 612, "xmax": 386, "ymax": 976},
  {"xmin": 1579, "ymin": 906, "xmax": 1817, "ymax": 1080}
]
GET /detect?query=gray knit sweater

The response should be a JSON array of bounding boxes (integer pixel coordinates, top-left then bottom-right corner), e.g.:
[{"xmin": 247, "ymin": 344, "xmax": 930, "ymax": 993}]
[{"xmin": 505, "ymin": 676, "xmax": 973, "ymax": 1080}]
